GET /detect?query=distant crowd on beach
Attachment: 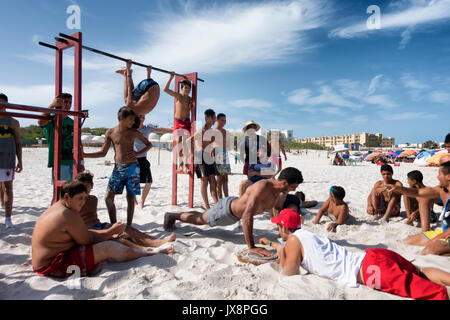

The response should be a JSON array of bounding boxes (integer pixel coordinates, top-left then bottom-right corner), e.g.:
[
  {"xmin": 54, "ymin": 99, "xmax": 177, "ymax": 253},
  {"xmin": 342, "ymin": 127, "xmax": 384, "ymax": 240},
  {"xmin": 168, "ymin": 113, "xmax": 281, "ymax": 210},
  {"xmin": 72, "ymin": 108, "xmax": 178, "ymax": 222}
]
[{"xmin": 1, "ymin": 63, "xmax": 450, "ymax": 301}]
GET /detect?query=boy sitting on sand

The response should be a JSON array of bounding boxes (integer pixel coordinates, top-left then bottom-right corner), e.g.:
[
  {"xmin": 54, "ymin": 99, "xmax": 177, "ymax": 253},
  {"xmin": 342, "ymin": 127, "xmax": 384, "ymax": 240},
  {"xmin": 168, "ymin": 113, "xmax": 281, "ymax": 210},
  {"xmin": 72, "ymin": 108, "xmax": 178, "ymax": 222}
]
[
  {"xmin": 75, "ymin": 171, "xmax": 176, "ymax": 250},
  {"xmin": 83, "ymin": 107, "xmax": 152, "ymax": 227},
  {"xmin": 313, "ymin": 186, "xmax": 350, "ymax": 232},
  {"xmin": 366, "ymin": 164, "xmax": 403, "ymax": 223},
  {"xmin": 31, "ymin": 180, "xmax": 174, "ymax": 278},
  {"xmin": 404, "ymin": 170, "xmax": 435, "ymax": 232}
]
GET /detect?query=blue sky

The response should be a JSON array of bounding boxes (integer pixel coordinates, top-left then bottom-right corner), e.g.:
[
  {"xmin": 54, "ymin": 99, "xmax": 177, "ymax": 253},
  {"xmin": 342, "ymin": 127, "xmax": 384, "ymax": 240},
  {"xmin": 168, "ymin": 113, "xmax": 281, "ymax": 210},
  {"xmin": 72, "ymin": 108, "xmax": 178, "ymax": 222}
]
[{"xmin": 0, "ymin": 0, "xmax": 449, "ymax": 144}]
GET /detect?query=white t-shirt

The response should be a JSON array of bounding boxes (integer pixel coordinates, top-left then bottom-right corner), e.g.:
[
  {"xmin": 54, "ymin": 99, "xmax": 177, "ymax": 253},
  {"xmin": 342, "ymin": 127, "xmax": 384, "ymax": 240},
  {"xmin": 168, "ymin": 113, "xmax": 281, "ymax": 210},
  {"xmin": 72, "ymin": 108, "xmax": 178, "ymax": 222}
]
[
  {"xmin": 134, "ymin": 124, "xmax": 156, "ymax": 158},
  {"xmin": 293, "ymin": 229, "xmax": 366, "ymax": 288}
]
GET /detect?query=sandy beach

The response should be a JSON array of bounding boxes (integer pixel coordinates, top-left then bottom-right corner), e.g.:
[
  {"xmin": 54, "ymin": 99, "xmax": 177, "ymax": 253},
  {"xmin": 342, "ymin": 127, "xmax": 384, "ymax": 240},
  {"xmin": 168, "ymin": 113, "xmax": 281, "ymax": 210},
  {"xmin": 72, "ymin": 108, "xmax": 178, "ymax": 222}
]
[{"xmin": 0, "ymin": 147, "xmax": 449, "ymax": 300}]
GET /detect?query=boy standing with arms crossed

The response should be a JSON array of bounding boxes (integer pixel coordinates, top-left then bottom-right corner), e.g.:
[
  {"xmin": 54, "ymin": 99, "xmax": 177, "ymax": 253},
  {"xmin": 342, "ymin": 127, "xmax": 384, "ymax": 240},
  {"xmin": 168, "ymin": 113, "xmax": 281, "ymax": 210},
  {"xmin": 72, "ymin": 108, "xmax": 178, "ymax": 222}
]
[{"xmin": 83, "ymin": 107, "xmax": 152, "ymax": 227}]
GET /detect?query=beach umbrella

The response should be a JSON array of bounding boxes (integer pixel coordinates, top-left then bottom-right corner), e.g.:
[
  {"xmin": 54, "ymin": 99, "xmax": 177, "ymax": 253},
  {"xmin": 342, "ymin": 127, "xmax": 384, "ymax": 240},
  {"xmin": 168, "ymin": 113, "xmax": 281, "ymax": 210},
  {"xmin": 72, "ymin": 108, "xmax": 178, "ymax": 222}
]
[
  {"xmin": 386, "ymin": 152, "xmax": 398, "ymax": 157},
  {"xmin": 148, "ymin": 133, "xmax": 160, "ymax": 142},
  {"xmin": 426, "ymin": 152, "xmax": 449, "ymax": 166},
  {"xmin": 91, "ymin": 136, "xmax": 105, "ymax": 143},
  {"xmin": 414, "ymin": 151, "xmax": 432, "ymax": 165},
  {"xmin": 394, "ymin": 150, "xmax": 402, "ymax": 155},
  {"xmin": 399, "ymin": 150, "xmax": 417, "ymax": 157},
  {"xmin": 160, "ymin": 133, "xmax": 173, "ymax": 143},
  {"xmin": 365, "ymin": 153, "xmax": 384, "ymax": 161},
  {"xmin": 362, "ymin": 151, "xmax": 372, "ymax": 160}
]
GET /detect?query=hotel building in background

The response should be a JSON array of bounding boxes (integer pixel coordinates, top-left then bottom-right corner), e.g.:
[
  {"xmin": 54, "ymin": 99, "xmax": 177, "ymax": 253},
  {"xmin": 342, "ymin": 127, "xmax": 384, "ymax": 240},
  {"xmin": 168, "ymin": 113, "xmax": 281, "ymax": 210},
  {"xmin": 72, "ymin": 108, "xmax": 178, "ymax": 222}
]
[{"xmin": 294, "ymin": 133, "xmax": 395, "ymax": 149}]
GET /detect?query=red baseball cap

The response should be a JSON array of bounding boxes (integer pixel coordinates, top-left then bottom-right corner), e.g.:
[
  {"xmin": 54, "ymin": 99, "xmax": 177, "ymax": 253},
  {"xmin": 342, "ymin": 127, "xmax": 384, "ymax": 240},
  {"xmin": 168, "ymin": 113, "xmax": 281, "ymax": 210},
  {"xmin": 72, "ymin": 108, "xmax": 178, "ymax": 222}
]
[{"xmin": 270, "ymin": 209, "xmax": 301, "ymax": 229}]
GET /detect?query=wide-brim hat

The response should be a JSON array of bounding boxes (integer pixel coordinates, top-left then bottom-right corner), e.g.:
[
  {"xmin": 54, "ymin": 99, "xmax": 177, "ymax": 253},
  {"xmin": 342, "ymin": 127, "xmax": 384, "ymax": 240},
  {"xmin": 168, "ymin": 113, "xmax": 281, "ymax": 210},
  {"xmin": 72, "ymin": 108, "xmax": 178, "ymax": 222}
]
[{"xmin": 242, "ymin": 120, "xmax": 261, "ymax": 133}]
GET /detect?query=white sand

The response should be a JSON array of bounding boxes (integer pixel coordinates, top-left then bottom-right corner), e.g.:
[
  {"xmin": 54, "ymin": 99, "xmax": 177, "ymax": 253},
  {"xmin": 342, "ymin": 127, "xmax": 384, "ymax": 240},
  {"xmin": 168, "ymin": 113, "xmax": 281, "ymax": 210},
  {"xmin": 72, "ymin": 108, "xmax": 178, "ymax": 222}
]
[{"xmin": 0, "ymin": 147, "xmax": 448, "ymax": 300}]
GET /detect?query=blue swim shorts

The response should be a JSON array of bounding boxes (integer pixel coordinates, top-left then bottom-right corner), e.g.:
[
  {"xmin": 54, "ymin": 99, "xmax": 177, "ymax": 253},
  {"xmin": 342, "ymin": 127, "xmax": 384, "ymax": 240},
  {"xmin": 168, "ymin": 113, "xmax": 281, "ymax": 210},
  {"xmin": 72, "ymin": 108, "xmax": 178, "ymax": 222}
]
[
  {"xmin": 132, "ymin": 78, "xmax": 159, "ymax": 101},
  {"xmin": 107, "ymin": 161, "xmax": 141, "ymax": 195}
]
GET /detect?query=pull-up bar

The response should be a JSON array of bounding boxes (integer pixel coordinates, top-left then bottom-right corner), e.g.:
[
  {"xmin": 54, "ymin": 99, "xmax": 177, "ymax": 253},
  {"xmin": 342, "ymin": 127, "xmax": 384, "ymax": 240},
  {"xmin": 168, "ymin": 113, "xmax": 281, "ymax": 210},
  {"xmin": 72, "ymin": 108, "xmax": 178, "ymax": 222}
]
[
  {"xmin": 38, "ymin": 33, "xmax": 204, "ymax": 82},
  {"xmin": 0, "ymin": 102, "xmax": 88, "ymax": 122}
]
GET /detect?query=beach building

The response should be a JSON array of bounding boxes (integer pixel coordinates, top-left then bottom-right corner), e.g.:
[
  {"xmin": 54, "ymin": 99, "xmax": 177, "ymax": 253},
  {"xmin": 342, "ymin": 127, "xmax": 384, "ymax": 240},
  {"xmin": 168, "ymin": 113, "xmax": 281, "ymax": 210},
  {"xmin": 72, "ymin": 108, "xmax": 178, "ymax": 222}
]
[{"xmin": 295, "ymin": 132, "xmax": 395, "ymax": 149}]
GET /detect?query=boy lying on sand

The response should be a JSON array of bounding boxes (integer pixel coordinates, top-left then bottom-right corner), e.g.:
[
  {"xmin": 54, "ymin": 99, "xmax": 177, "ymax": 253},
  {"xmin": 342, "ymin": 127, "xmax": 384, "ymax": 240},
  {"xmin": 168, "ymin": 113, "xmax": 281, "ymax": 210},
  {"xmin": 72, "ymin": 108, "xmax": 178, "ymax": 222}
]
[
  {"xmin": 260, "ymin": 209, "xmax": 449, "ymax": 300},
  {"xmin": 313, "ymin": 186, "xmax": 350, "ymax": 232}
]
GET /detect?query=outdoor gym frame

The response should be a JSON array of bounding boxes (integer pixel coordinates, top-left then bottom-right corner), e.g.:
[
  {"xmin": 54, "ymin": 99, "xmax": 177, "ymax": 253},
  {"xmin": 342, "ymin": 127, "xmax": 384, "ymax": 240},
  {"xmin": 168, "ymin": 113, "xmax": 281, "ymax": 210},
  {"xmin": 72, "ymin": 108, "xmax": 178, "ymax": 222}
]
[
  {"xmin": 0, "ymin": 32, "xmax": 203, "ymax": 206},
  {"xmin": 1, "ymin": 31, "xmax": 87, "ymax": 203},
  {"xmin": 39, "ymin": 32, "xmax": 203, "ymax": 208}
]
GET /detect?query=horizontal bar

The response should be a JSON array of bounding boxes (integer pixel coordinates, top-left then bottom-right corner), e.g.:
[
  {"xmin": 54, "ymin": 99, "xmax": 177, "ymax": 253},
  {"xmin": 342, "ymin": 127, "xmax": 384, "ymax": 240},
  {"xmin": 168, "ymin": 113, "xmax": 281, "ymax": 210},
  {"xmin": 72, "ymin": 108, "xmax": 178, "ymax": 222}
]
[
  {"xmin": 55, "ymin": 37, "xmax": 69, "ymax": 44},
  {"xmin": 0, "ymin": 103, "xmax": 88, "ymax": 118},
  {"xmin": 38, "ymin": 41, "xmax": 58, "ymax": 50},
  {"xmin": 58, "ymin": 33, "xmax": 79, "ymax": 42},
  {"xmin": 58, "ymin": 33, "xmax": 204, "ymax": 82},
  {"xmin": 0, "ymin": 111, "xmax": 52, "ymax": 121}
]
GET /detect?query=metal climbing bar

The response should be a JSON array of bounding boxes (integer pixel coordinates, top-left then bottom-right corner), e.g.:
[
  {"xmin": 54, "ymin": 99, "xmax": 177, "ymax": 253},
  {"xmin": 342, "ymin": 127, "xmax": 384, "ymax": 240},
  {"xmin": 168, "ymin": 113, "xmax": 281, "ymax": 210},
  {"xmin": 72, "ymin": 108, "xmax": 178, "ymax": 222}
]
[{"xmin": 38, "ymin": 33, "xmax": 205, "ymax": 82}]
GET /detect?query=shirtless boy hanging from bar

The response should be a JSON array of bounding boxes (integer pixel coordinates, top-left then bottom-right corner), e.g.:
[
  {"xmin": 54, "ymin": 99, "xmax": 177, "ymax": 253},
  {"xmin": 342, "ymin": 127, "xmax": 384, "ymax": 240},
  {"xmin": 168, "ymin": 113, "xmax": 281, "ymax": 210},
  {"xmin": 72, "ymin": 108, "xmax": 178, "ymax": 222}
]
[
  {"xmin": 164, "ymin": 72, "xmax": 192, "ymax": 173},
  {"xmin": 116, "ymin": 60, "xmax": 160, "ymax": 116}
]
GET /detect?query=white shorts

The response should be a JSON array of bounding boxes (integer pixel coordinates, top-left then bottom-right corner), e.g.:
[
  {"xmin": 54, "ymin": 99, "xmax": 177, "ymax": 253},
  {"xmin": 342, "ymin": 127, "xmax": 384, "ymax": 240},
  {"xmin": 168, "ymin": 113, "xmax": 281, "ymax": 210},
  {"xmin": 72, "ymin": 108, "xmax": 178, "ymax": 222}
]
[{"xmin": 0, "ymin": 169, "xmax": 14, "ymax": 182}]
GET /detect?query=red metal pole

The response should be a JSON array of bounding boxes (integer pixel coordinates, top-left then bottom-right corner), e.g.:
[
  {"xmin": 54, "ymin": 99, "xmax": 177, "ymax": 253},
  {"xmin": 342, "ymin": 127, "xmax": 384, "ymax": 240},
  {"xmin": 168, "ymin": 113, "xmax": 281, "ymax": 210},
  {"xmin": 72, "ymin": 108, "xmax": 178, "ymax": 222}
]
[
  {"xmin": 187, "ymin": 73, "xmax": 197, "ymax": 209},
  {"xmin": 53, "ymin": 44, "xmax": 63, "ymax": 203},
  {"xmin": 73, "ymin": 32, "xmax": 82, "ymax": 178},
  {"xmin": 0, "ymin": 102, "xmax": 87, "ymax": 117}
]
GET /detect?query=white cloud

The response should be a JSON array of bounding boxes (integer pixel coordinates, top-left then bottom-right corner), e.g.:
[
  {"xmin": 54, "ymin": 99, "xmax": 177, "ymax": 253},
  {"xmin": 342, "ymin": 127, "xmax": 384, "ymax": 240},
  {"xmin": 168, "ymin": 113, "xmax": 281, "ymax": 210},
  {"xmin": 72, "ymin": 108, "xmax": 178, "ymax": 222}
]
[
  {"xmin": 429, "ymin": 90, "xmax": 450, "ymax": 103},
  {"xmin": 228, "ymin": 99, "xmax": 273, "ymax": 108},
  {"xmin": 367, "ymin": 75, "xmax": 384, "ymax": 96},
  {"xmin": 399, "ymin": 26, "xmax": 414, "ymax": 49},
  {"xmin": 288, "ymin": 85, "xmax": 361, "ymax": 109},
  {"xmin": 0, "ymin": 84, "xmax": 62, "ymax": 107},
  {"xmin": 131, "ymin": 0, "xmax": 331, "ymax": 75},
  {"xmin": 199, "ymin": 97, "xmax": 274, "ymax": 111},
  {"xmin": 401, "ymin": 73, "xmax": 429, "ymax": 89},
  {"xmin": 0, "ymin": 81, "xmax": 121, "ymax": 111},
  {"xmin": 329, "ymin": 0, "xmax": 450, "ymax": 43},
  {"xmin": 365, "ymin": 94, "xmax": 397, "ymax": 108},
  {"xmin": 383, "ymin": 112, "xmax": 438, "ymax": 120},
  {"xmin": 287, "ymin": 88, "xmax": 311, "ymax": 105},
  {"xmin": 349, "ymin": 115, "xmax": 368, "ymax": 122},
  {"xmin": 322, "ymin": 107, "xmax": 345, "ymax": 115},
  {"xmin": 320, "ymin": 121, "xmax": 341, "ymax": 127}
]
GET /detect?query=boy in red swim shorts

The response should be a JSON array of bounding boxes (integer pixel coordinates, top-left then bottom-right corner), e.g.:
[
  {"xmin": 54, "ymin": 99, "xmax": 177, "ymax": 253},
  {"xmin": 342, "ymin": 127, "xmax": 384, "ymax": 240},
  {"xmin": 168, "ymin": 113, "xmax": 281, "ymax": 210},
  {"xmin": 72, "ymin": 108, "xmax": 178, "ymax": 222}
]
[
  {"xmin": 32, "ymin": 180, "xmax": 174, "ymax": 278},
  {"xmin": 164, "ymin": 72, "xmax": 193, "ymax": 172}
]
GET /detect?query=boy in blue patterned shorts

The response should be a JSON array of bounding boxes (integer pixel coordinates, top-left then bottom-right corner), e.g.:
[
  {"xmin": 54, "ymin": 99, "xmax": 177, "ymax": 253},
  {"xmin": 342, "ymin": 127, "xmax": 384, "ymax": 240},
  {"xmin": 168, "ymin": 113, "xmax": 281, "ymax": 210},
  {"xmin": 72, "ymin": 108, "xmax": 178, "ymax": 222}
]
[{"xmin": 83, "ymin": 107, "xmax": 152, "ymax": 227}]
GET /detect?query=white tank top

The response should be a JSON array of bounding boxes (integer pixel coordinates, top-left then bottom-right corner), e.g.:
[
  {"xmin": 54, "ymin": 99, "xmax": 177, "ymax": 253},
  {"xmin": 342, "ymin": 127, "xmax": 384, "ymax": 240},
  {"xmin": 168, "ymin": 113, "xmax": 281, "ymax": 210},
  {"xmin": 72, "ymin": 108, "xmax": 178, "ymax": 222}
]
[{"xmin": 293, "ymin": 229, "xmax": 366, "ymax": 288}]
